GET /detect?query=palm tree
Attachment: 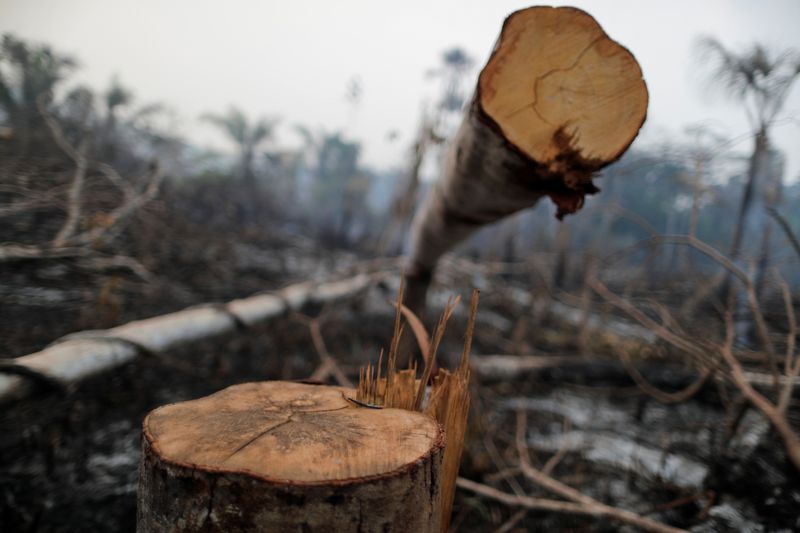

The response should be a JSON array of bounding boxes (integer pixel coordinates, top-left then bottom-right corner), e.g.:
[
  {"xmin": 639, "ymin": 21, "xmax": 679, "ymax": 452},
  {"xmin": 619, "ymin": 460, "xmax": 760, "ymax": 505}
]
[
  {"xmin": 0, "ymin": 34, "xmax": 76, "ymax": 153},
  {"xmin": 697, "ymin": 38, "xmax": 800, "ymax": 348},
  {"xmin": 201, "ymin": 106, "xmax": 277, "ymax": 184},
  {"xmin": 697, "ymin": 38, "xmax": 800, "ymax": 266},
  {"xmin": 97, "ymin": 76, "xmax": 133, "ymax": 160}
]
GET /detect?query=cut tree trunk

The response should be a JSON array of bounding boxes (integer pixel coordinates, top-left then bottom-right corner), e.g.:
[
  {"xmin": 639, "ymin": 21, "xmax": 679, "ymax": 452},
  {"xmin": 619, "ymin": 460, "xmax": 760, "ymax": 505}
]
[
  {"xmin": 0, "ymin": 272, "xmax": 381, "ymax": 404},
  {"xmin": 138, "ymin": 381, "xmax": 444, "ymax": 532},
  {"xmin": 404, "ymin": 6, "xmax": 648, "ymax": 344}
]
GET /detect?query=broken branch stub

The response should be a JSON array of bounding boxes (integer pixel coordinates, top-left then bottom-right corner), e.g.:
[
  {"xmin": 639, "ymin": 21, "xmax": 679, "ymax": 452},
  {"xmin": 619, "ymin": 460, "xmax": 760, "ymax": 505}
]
[{"xmin": 407, "ymin": 6, "xmax": 648, "ymax": 277}]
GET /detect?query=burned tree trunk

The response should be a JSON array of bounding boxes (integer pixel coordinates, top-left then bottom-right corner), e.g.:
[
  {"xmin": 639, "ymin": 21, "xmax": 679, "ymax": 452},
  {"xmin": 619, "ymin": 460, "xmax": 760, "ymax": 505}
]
[
  {"xmin": 404, "ymin": 6, "xmax": 648, "ymax": 329},
  {"xmin": 137, "ymin": 381, "xmax": 444, "ymax": 532}
]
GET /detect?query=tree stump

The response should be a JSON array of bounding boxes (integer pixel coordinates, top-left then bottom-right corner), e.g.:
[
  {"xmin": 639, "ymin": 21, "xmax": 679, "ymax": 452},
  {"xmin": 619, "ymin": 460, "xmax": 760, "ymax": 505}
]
[{"xmin": 138, "ymin": 381, "xmax": 445, "ymax": 532}]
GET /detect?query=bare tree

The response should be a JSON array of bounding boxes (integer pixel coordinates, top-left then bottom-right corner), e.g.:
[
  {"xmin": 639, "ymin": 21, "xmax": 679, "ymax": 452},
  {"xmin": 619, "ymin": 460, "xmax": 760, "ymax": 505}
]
[
  {"xmin": 0, "ymin": 93, "xmax": 163, "ymax": 262},
  {"xmin": 696, "ymin": 38, "xmax": 800, "ymax": 287}
]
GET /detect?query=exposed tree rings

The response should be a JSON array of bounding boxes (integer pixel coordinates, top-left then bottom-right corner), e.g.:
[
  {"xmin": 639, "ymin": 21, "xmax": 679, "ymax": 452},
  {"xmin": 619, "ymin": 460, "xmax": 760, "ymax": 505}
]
[
  {"xmin": 478, "ymin": 6, "xmax": 648, "ymax": 170},
  {"xmin": 143, "ymin": 381, "xmax": 444, "ymax": 483}
]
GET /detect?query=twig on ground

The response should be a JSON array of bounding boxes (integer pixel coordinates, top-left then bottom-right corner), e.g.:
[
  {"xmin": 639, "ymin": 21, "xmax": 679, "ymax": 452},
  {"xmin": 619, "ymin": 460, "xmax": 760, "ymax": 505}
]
[
  {"xmin": 483, "ymin": 433, "xmax": 526, "ymax": 497},
  {"xmin": 456, "ymin": 476, "xmax": 687, "ymax": 533},
  {"xmin": 720, "ymin": 310, "xmax": 800, "ymax": 470},
  {"xmin": 587, "ymin": 276, "xmax": 711, "ymax": 364},
  {"xmin": 39, "ymin": 93, "xmax": 90, "ymax": 247},
  {"xmin": 292, "ymin": 313, "xmax": 353, "ymax": 388},
  {"xmin": 541, "ymin": 417, "xmax": 572, "ymax": 477},
  {"xmin": 492, "ymin": 509, "xmax": 527, "ymax": 533},
  {"xmin": 508, "ymin": 410, "xmax": 688, "ymax": 533},
  {"xmin": 0, "ymin": 94, "xmax": 165, "ymax": 262},
  {"xmin": 774, "ymin": 271, "xmax": 799, "ymax": 414},
  {"xmin": 618, "ymin": 349, "xmax": 714, "ymax": 404}
]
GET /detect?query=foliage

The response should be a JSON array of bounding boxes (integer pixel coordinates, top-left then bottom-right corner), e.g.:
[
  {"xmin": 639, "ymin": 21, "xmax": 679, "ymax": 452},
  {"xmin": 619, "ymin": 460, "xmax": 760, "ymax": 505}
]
[
  {"xmin": 201, "ymin": 106, "xmax": 278, "ymax": 183},
  {"xmin": 0, "ymin": 33, "xmax": 76, "ymax": 153}
]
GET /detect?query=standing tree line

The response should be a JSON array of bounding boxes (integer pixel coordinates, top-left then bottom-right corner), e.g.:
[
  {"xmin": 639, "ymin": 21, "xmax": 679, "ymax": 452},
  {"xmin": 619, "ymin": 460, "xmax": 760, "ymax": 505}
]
[{"xmin": 1, "ymin": 32, "xmax": 799, "ymax": 286}]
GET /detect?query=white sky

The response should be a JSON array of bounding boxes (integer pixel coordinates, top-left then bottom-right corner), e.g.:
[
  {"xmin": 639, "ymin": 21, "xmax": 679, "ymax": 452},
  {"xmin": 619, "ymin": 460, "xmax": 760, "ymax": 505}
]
[{"xmin": 1, "ymin": 0, "xmax": 799, "ymax": 180}]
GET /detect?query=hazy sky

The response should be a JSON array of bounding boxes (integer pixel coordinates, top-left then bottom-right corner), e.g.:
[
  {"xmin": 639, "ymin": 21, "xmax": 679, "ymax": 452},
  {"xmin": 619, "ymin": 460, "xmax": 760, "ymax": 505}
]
[{"xmin": 2, "ymin": 0, "xmax": 799, "ymax": 180}]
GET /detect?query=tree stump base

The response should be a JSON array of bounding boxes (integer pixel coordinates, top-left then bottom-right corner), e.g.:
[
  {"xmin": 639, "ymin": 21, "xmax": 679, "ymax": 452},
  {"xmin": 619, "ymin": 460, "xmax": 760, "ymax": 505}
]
[{"xmin": 137, "ymin": 381, "xmax": 445, "ymax": 532}]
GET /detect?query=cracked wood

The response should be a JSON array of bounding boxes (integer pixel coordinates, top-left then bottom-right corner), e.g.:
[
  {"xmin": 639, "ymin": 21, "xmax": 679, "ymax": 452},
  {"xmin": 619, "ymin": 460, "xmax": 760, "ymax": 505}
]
[{"xmin": 137, "ymin": 381, "xmax": 445, "ymax": 532}]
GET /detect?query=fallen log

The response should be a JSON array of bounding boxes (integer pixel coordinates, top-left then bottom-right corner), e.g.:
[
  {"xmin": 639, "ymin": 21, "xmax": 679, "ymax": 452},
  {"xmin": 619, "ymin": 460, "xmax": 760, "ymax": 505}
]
[
  {"xmin": 137, "ymin": 381, "xmax": 444, "ymax": 532},
  {"xmin": 0, "ymin": 272, "xmax": 381, "ymax": 404},
  {"xmin": 404, "ymin": 6, "xmax": 648, "ymax": 338},
  {"xmin": 471, "ymin": 354, "xmax": 592, "ymax": 381}
]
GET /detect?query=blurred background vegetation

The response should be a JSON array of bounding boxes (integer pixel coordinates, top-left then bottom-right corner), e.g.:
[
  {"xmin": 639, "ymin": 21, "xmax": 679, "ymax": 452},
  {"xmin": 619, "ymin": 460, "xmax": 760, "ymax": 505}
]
[{"xmin": 1, "ymin": 3, "xmax": 800, "ymax": 530}]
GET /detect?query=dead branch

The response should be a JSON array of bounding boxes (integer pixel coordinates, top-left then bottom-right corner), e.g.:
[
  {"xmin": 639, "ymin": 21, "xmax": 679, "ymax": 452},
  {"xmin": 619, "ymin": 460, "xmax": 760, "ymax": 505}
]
[
  {"xmin": 75, "ymin": 254, "xmax": 155, "ymax": 283},
  {"xmin": 513, "ymin": 411, "xmax": 687, "ymax": 533},
  {"xmin": 0, "ymin": 243, "xmax": 90, "ymax": 261},
  {"xmin": 38, "ymin": 92, "xmax": 91, "ymax": 247},
  {"xmin": 492, "ymin": 509, "xmax": 527, "ymax": 533},
  {"xmin": 587, "ymin": 255, "xmax": 800, "ymax": 471},
  {"xmin": 470, "ymin": 354, "xmax": 590, "ymax": 381},
  {"xmin": 588, "ymin": 277, "xmax": 712, "ymax": 365},
  {"xmin": 602, "ymin": 234, "xmax": 777, "ymax": 367},
  {"xmin": 0, "ymin": 96, "xmax": 164, "ymax": 262},
  {"xmin": 581, "ymin": 201, "xmax": 659, "ymax": 238},
  {"xmin": 541, "ymin": 418, "xmax": 572, "ymax": 477},
  {"xmin": 775, "ymin": 271, "xmax": 799, "ymax": 413},
  {"xmin": 77, "ymin": 164, "xmax": 163, "ymax": 246},
  {"xmin": 0, "ymin": 184, "xmax": 68, "ymax": 218},
  {"xmin": 292, "ymin": 313, "xmax": 353, "ymax": 388},
  {"xmin": 618, "ymin": 349, "xmax": 714, "ymax": 404},
  {"xmin": 456, "ymin": 477, "xmax": 686, "ymax": 533},
  {"xmin": 50, "ymin": 135, "xmax": 89, "ymax": 246},
  {"xmin": 96, "ymin": 161, "xmax": 137, "ymax": 199},
  {"xmin": 679, "ymin": 270, "xmax": 726, "ymax": 318},
  {"xmin": 470, "ymin": 354, "xmax": 798, "ymax": 397},
  {"xmin": 0, "ymin": 162, "xmax": 163, "ymax": 261},
  {"xmin": 482, "ymin": 431, "xmax": 527, "ymax": 498},
  {"xmin": 720, "ymin": 310, "xmax": 800, "ymax": 471},
  {"xmin": 767, "ymin": 206, "xmax": 800, "ymax": 261}
]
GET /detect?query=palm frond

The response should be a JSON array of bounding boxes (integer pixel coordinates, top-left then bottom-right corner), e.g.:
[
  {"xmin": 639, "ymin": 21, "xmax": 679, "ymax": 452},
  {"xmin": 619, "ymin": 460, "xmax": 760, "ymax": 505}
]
[{"xmin": 695, "ymin": 36, "xmax": 800, "ymax": 128}]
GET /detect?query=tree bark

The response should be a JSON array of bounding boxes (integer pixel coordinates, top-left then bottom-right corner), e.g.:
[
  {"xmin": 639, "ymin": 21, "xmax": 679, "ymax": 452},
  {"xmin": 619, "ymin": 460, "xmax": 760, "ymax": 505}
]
[
  {"xmin": 403, "ymin": 6, "xmax": 648, "ymax": 342},
  {"xmin": 137, "ymin": 381, "xmax": 444, "ymax": 532}
]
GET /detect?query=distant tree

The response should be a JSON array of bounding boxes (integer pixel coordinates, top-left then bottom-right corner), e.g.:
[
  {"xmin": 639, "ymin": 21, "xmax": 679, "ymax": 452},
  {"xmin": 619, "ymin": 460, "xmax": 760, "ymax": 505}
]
[
  {"xmin": 96, "ymin": 77, "xmax": 170, "ymax": 166},
  {"xmin": 679, "ymin": 125, "xmax": 727, "ymax": 239},
  {"xmin": 696, "ymin": 38, "xmax": 800, "ymax": 272},
  {"xmin": 100, "ymin": 76, "xmax": 132, "ymax": 158},
  {"xmin": 295, "ymin": 126, "xmax": 366, "ymax": 242},
  {"xmin": 202, "ymin": 107, "xmax": 277, "ymax": 184},
  {"xmin": 344, "ymin": 75, "xmax": 363, "ymax": 131},
  {"xmin": 0, "ymin": 34, "xmax": 76, "ymax": 154},
  {"xmin": 429, "ymin": 47, "xmax": 475, "ymax": 113},
  {"xmin": 379, "ymin": 47, "xmax": 475, "ymax": 254}
]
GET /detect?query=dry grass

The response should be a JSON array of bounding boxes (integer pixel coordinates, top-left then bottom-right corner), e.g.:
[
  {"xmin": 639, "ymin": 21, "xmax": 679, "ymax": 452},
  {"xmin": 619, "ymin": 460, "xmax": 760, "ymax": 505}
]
[{"xmin": 356, "ymin": 281, "xmax": 479, "ymax": 533}]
